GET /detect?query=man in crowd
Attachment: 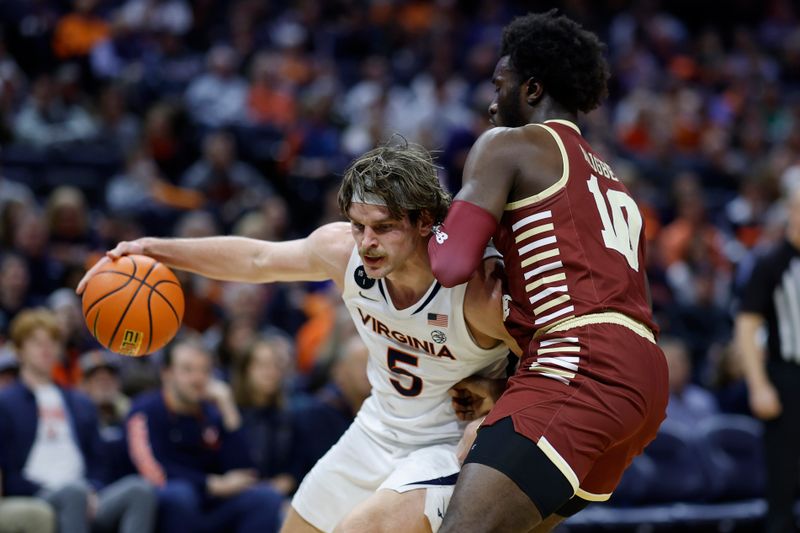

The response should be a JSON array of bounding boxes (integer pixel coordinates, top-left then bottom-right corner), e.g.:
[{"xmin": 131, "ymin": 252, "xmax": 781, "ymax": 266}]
[
  {"xmin": 0, "ymin": 308, "xmax": 156, "ymax": 533},
  {"xmin": 126, "ymin": 336, "xmax": 284, "ymax": 533}
]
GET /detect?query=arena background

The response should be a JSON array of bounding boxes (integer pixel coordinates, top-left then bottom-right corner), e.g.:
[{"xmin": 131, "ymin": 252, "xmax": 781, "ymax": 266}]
[{"xmin": 0, "ymin": 0, "xmax": 795, "ymax": 531}]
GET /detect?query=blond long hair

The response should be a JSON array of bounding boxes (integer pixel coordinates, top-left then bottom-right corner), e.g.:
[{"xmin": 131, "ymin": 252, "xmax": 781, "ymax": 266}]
[{"xmin": 338, "ymin": 140, "xmax": 451, "ymax": 224}]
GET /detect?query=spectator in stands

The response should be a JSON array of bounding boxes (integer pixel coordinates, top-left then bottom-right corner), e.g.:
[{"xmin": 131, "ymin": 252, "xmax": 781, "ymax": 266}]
[
  {"xmin": 118, "ymin": 0, "xmax": 193, "ymax": 36},
  {"xmin": 706, "ymin": 342, "xmax": 750, "ymax": 416},
  {"xmin": 184, "ymin": 45, "xmax": 247, "ymax": 129},
  {"xmin": 171, "ymin": 211, "xmax": 223, "ymax": 334},
  {"xmin": 140, "ymin": 102, "xmax": 194, "ymax": 182},
  {"xmin": 0, "ymin": 472, "xmax": 55, "ymax": 533},
  {"xmin": 95, "ymin": 84, "xmax": 140, "ymax": 155},
  {"xmin": 180, "ymin": 130, "xmax": 272, "ymax": 225},
  {"xmin": 294, "ymin": 334, "xmax": 371, "ymax": 479},
  {"xmin": 0, "ymin": 253, "xmax": 34, "ymax": 329},
  {"xmin": 0, "ymin": 351, "xmax": 19, "ymax": 389},
  {"xmin": 214, "ymin": 318, "xmax": 257, "ymax": 376},
  {"xmin": 0, "ymin": 31, "xmax": 24, "ymax": 142},
  {"xmin": 12, "ymin": 209, "xmax": 63, "ymax": 299},
  {"xmin": 13, "ymin": 73, "xmax": 97, "ymax": 148},
  {"xmin": 127, "ymin": 336, "xmax": 283, "ymax": 533},
  {"xmin": 0, "ymin": 308, "xmax": 156, "ymax": 533},
  {"xmin": 52, "ymin": 0, "xmax": 110, "ymax": 61},
  {"xmin": 736, "ymin": 186, "xmax": 800, "ymax": 533},
  {"xmin": 233, "ymin": 336, "xmax": 301, "ymax": 496},
  {"xmin": 106, "ymin": 146, "xmax": 205, "ymax": 234},
  {"xmin": 246, "ymin": 51, "xmax": 297, "ymax": 129},
  {"xmin": 662, "ymin": 336, "xmax": 719, "ymax": 427},
  {"xmin": 47, "ymin": 288, "xmax": 90, "ymax": 387},
  {"xmin": 46, "ymin": 186, "xmax": 93, "ymax": 270},
  {"xmin": 79, "ymin": 350, "xmax": 133, "ymax": 485},
  {"xmin": 140, "ymin": 31, "xmax": 204, "ymax": 98},
  {"xmin": 0, "ymin": 172, "xmax": 33, "ymax": 212}
]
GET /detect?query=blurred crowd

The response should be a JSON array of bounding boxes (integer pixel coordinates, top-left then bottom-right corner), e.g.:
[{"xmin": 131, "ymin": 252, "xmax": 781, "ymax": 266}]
[{"xmin": 1, "ymin": 0, "xmax": 799, "ymax": 530}]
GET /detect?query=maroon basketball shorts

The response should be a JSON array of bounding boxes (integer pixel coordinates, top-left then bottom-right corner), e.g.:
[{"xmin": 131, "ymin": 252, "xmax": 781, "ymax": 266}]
[{"xmin": 468, "ymin": 317, "xmax": 669, "ymax": 515}]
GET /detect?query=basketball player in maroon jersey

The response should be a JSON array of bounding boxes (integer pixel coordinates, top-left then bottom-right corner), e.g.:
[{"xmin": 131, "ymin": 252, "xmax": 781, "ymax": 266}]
[{"xmin": 429, "ymin": 11, "xmax": 669, "ymax": 532}]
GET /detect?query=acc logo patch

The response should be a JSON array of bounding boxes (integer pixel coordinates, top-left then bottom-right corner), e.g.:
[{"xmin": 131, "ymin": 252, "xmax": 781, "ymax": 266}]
[
  {"xmin": 431, "ymin": 330, "xmax": 447, "ymax": 344},
  {"xmin": 354, "ymin": 265, "xmax": 376, "ymax": 289}
]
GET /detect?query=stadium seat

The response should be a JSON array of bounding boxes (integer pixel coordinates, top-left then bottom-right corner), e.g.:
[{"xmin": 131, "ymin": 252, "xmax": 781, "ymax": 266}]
[
  {"xmin": 641, "ymin": 421, "xmax": 717, "ymax": 503},
  {"xmin": 609, "ymin": 454, "xmax": 658, "ymax": 506},
  {"xmin": 698, "ymin": 414, "xmax": 765, "ymax": 500}
]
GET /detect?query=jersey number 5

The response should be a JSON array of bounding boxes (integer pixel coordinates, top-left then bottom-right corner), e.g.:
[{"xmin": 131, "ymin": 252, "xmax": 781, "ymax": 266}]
[
  {"xmin": 586, "ymin": 175, "xmax": 642, "ymax": 271},
  {"xmin": 387, "ymin": 348, "xmax": 423, "ymax": 397}
]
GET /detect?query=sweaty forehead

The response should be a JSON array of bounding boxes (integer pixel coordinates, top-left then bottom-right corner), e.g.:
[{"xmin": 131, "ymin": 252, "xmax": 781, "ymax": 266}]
[
  {"xmin": 493, "ymin": 56, "xmax": 512, "ymax": 79},
  {"xmin": 347, "ymin": 203, "xmax": 397, "ymax": 224}
]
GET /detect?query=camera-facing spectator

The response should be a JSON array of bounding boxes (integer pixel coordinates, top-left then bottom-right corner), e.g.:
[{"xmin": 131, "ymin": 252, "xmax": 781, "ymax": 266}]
[
  {"xmin": 184, "ymin": 45, "xmax": 247, "ymax": 129},
  {"xmin": 662, "ymin": 336, "xmax": 719, "ymax": 427},
  {"xmin": 127, "ymin": 336, "xmax": 283, "ymax": 533},
  {"xmin": 80, "ymin": 350, "xmax": 135, "ymax": 485},
  {"xmin": 180, "ymin": 131, "xmax": 273, "ymax": 225},
  {"xmin": 0, "ymin": 308, "xmax": 156, "ymax": 533},
  {"xmin": 233, "ymin": 335, "xmax": 301, "ymax": 495},
  {"xmin": 294, "ymin": 334, "xmax": 371, "ymax": 479},
  {"xmin": 13, "ymin": 74, "xmax": 97, "ymax": 148},
  {"xmin": 12, "ymin": 209, "xmax": 63, "ymax": 299}
]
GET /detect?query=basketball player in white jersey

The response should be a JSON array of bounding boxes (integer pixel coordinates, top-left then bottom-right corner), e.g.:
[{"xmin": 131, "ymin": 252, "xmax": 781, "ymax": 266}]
[{"xmin": 77, "ymin": 142, "xmax": 516, "ymax": 533}]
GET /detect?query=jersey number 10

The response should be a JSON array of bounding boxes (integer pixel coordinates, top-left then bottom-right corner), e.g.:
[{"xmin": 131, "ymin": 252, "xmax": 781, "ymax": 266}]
[{"xmin": 586, "ymin": 175, "xmax": 642, "ymax": 272}]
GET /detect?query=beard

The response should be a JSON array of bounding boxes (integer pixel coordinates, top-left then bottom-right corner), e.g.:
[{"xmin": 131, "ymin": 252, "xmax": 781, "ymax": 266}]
[{"xmin": 497, "ymin": 86, "xmax": 528, "ymax": 128}]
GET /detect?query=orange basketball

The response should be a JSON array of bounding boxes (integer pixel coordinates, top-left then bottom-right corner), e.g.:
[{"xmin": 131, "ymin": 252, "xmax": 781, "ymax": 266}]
[{"xmin": 81, "ymin": 255, "xmax": 184, "ymax": 356}]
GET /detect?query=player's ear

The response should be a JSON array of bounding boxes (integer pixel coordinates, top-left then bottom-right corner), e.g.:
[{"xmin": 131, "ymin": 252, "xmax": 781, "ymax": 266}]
[
  {"xmin": 524, "ymin": 78, "xmax": 544, "ymax": 106},
  {"xmin": 417, "ymin": 210, "xmax": 434, "ymax": 236}
]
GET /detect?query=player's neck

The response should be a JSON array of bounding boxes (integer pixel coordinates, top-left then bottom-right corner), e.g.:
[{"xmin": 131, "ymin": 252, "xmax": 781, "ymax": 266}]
[
  {"xmin": 384, "ymin": 249, "xmax": 435, "ymax": 310},
  {"xmin": 527, "ymin": 98, "xmax": 578, "ymax": 126}
]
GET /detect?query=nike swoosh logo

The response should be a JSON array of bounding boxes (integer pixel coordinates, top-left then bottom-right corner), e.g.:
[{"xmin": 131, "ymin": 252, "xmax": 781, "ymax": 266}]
[{"xmin": 359, "ymin": 291, "xmax": 379, "ymax": 302}]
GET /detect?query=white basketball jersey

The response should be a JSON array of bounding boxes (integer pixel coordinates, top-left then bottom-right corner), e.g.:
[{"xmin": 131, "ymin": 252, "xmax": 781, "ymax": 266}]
[{"xmin": 342, "ymin": 247, "xmax": 508, "ymax": 446}]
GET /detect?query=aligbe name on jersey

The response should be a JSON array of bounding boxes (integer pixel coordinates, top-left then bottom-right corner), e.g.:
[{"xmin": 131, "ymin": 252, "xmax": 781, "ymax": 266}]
[
  {"xmin": 357, "ymin": 307, "xmax": 456, "ymax": 360},
  {"xmin": 579, "ymin": 145, "xmax": 618, "ymax": 182}
]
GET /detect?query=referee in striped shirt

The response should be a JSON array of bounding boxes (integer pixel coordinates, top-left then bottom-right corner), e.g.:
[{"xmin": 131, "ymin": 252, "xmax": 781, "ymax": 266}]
[{"xmin": 736, "ymin": 186, "xmax": 800, "ymax": 533}]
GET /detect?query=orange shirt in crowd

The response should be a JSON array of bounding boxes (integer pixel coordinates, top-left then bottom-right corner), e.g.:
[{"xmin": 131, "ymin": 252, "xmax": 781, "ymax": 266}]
[{"xmin": 53, "ymin": 13, "xmax": 110, "ymax": 59}]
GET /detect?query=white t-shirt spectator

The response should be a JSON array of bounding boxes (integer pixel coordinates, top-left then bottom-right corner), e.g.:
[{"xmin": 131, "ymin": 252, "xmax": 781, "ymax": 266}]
[{"xmin": 22, "ymin": 384, "xmax": 85, "ymax": 490}]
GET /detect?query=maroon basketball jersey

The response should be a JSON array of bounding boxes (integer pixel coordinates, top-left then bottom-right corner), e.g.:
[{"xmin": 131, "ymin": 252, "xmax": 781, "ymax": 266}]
[{"xmin": 494, "ymin": 119, "xmax": 657, "ymax": 351}]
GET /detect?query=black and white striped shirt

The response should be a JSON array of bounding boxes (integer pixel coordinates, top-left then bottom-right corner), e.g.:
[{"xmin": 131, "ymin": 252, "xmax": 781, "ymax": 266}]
[{"xmin": 741, "ymin": 239, "xmax": 800, "ymax": 363}]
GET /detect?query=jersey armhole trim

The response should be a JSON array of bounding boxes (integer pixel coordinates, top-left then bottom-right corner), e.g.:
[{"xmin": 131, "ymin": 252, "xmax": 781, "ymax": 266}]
[
  {"xmin": 504, "ymin": 124, "xmax": 569, "ymax": 211},
  {"xmin": 575, "ymin": 487, "xmax": 612, "ymax": 502}
]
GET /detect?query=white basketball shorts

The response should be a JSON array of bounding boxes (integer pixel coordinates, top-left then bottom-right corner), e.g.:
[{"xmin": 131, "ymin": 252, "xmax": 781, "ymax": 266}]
[{"xmin": 291, "ymin": 421, "xmax": 460, "ymax": 532}]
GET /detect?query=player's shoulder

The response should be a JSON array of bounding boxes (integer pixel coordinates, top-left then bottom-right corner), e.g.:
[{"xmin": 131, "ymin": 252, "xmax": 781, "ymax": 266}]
[
  {"xmin": 307, "ymin": 222, "xmax": 355, "ymax": 281},
  {"xmin": 474, "ymin": 125, "xmax": 554, "ymax": 158},
  {"xmin": 309, "ymin": 222, "xmax": 353, "ymax": 244}
]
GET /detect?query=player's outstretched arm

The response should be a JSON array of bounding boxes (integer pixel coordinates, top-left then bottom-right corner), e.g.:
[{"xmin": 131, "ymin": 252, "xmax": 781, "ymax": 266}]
[
  {"xmin": 77, "ymin": 222, "xmax": 354, "ymax": 293},
  {"xmin": 428, "ymin": 128, "xmax": 519, "ymax": 287}
]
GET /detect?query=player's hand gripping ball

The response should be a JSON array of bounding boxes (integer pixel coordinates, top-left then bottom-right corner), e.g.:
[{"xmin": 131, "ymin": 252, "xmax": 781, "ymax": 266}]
[{"xmin": 81, "ymin": 255, "xmax": 184, "ymax": 356}]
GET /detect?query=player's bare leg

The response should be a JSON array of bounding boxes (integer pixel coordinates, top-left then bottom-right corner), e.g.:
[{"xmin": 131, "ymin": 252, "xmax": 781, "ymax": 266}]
[
  {"xmin": 439, "ymin": 463, "xmax": 543, "ymax": 533},
  {"xmin": 280, "ymin": 507, "xmax": 325, "ymax": 533},
  {"xmin": 335, "ymin": 489, "xmax": 432, "ymax": 533}
]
